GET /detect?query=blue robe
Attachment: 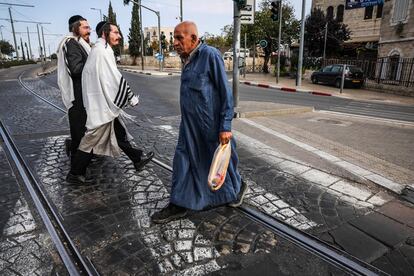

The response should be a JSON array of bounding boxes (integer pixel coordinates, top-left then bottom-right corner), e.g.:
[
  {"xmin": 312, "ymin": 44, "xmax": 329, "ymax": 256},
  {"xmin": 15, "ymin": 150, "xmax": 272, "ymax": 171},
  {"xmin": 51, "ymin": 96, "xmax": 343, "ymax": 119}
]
[{"xmin": 170, "ymin": 43, "xmax": 242, "ymax": 211}]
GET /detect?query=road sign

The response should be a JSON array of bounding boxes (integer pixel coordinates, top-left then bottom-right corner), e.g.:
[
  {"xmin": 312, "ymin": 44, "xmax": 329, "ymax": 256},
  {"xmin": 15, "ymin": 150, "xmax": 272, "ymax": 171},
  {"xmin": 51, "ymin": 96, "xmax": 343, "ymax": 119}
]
[
  {"xmin": 240, "ymin": 0, "xmax": 255, "ymax": 25},
  {"xmin": 155, "ymin": 54, "xmax": 164, "ymax": 61},
  {"xmin": 259, "ymin": 40, "xmax": 268, "ymax": 48}
]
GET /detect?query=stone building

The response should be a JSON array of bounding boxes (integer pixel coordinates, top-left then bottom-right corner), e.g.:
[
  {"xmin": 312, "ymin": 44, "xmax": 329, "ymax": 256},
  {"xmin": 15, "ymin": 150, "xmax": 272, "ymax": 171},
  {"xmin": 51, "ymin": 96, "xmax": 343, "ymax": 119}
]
[
  {"xmin": 378, "ymin": 0, "xmax": 414, "ymax": 58},
  {"xmin": 311, "ymin": 0, "xmax": 384, "ymax": 58},
  {"xmin": 143, "ymin": 26, "xmax": 174, "ymax": 44}
]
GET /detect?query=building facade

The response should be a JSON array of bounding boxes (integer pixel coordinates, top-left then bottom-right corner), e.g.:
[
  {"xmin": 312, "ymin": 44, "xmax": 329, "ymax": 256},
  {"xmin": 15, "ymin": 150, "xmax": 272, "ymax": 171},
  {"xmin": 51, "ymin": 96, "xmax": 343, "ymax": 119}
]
[
  {"xmin": 143, "ymin": 26, "xmax": 174, "ymax": 44},
  {"xmin": 378, "ymin": 0, "xmax": 414, "ymax": 58},
  {"xmin": 311, "ymin": 0, "xmax": 383, "ymax": 57}
]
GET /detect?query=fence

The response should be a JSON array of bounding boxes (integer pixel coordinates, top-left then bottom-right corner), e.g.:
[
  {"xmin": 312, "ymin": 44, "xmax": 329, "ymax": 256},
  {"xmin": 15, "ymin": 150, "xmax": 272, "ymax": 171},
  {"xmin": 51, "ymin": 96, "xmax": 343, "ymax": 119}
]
[{"xmin": 323, "ymin": 57, "xmax": 414, "ymax": 87}]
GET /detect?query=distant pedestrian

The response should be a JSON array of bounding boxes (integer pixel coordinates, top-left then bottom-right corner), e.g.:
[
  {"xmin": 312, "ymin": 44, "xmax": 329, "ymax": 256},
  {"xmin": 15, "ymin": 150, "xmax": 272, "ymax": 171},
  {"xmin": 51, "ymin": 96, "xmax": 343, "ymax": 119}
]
[
  {"xmin": 151, "ymin": 21, "xmax": 247, "ymax": 224},
  {"xmin": 66, "ymin": 21, "xmax": 154, "ymax": 184},
  {"xmin": 57, "ymin": 15, "xmax": 91, "ymax": 161}
]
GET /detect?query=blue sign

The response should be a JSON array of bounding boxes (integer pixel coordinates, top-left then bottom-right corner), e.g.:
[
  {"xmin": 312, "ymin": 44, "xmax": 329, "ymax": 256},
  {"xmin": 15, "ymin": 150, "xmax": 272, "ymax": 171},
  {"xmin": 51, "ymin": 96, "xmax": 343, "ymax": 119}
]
[
  {"xmin": 155, "ymin": 54, "xmax": 164, "ymax": 61},
  {"xmin": 259, "ymin": 40, "xmax": 268, "ymax": 48},
  {"xmin": 345, "ymin": 0, "xmax": 383, "ymax": 10}
]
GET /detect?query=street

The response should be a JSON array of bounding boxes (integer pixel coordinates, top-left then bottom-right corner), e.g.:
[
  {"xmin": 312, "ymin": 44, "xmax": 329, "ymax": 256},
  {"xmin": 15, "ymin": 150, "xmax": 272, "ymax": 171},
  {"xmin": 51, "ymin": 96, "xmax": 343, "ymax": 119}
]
[{"xmin": 0, "ymin": 64, "xmax": 413, "ymax": 275}]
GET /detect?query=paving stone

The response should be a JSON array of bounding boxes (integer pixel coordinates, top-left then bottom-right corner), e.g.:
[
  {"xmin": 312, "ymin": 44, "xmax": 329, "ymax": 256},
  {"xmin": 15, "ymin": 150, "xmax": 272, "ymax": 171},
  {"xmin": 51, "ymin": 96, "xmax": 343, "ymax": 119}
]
[
  {"xmin": 329, "ymin": 224, "xmax": 389, "ymax": 262},
  {"xmin": 349, "ymin": 212, "xmax": 414, "ymax": 248},
  {"xmin": 300, "ymin": 169, "xmax": 340, "ymax": 187},
  {"xmin": 378, "ymin": 201, "xmax": 414, "ymax": 229}
]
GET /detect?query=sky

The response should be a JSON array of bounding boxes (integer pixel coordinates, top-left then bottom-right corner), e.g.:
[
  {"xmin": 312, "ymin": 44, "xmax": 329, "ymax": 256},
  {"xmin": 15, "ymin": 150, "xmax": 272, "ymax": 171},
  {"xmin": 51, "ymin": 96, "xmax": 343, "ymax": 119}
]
[{"xmin": 0, "ymin": 0, "xmax": 312, "ymax": 58}]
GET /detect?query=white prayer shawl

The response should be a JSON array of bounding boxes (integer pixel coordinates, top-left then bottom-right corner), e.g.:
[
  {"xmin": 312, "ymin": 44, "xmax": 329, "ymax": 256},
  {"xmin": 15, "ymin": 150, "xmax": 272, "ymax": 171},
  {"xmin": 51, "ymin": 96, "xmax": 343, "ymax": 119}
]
[
  {"xmin": 56, "ymin": 34, "xmax": 91, "ymax": 109},
  {"xmin": 82, "ymin": 38, "xmax": 138, "ymax": 131}
]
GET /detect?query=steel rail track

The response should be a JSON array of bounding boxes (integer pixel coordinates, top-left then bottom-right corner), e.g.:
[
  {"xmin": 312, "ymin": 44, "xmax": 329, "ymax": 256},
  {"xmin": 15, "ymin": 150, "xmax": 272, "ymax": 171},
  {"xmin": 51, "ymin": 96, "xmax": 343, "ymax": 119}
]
[
  {"xmin": 0, "ymin": 121, "xmax": 99, "ymax": 276},
  {"xmin": 16, "ymin": 70, "xmax": 388, "ymax": 276}
]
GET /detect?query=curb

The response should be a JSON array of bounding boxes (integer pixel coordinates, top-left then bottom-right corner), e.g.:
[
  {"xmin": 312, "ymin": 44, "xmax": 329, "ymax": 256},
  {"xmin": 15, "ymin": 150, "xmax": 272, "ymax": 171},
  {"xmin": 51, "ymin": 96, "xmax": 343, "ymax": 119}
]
[
  {"xmin": 120, "ymin": 68, "xmax": 174, "ymax": 76},
  {"xmin": 38, "ymin": 67, "xmax": 57, "ymax": 77},
  {"xmin": 241, "ymin": 81, "xmax": 332, "ymax": 97}
]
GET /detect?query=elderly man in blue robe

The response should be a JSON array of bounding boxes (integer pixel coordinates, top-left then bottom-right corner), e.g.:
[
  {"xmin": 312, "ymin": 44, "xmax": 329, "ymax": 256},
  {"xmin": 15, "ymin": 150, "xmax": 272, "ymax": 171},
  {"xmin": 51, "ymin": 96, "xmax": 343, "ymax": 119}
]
[{"xmin": 151, "ymin": 21, "xmax": 248, "ymax": 224}]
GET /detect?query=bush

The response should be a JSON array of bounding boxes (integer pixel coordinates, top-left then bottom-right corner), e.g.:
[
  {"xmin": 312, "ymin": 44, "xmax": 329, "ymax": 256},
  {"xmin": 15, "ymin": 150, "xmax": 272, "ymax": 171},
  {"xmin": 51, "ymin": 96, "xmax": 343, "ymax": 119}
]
[{"xmin": 0, "ymin": 59, "xmax": 36, "ymax": 69}]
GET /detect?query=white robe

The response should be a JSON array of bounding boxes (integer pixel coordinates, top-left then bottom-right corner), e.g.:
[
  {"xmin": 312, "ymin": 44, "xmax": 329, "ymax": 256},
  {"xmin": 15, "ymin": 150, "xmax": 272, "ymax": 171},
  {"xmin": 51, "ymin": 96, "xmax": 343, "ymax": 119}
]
[
  {"xmin": 56, "ymin": 34, "xmax": 91, "ymax": 110},
  {"xmin": 82, "ymin": 38, "xmax": 138, "ymax": 130},
  {"xmin": 78, "ymin": 38, "xmax": 138, "ymax": 157}
]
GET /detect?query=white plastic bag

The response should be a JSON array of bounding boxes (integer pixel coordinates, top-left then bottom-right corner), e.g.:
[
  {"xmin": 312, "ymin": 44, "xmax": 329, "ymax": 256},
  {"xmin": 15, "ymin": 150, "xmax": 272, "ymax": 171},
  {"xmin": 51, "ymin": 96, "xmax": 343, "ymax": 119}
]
[{"xmin": 208, "ymin": 142, "xmax": 232, "ymax": 191}]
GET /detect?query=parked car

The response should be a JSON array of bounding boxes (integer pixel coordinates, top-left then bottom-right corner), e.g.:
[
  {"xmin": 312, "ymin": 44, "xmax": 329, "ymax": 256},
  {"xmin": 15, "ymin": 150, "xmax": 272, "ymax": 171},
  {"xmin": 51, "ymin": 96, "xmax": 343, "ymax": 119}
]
[
  {"xmin": 223, "ymin": 48, "xmax": 250, "ymax": 60},
  {"xmin": 311, "ymin": 64, "xmax": 365, "ymax": 88}
]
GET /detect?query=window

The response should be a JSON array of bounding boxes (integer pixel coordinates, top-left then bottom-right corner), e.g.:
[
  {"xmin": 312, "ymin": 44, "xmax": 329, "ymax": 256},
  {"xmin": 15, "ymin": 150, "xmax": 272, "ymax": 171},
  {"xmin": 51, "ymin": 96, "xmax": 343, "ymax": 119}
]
[
  {"xmin": 388, "ymin": 54, "xmax": 400, "ymax": 80},
  {"xmin": 326, "ymin": 6, "xmax": 334, "ymax": 20},
  {"xmin": 337, "ymin": 5, "xmax": 344, "ymax": 22},
  {"xmin": 331, "ymin": 65, "xmax": 342, "ymax": 73},
  {"xmin": 376, "ymin": 4, "xmax": 383, "ymax": 18},
  {"xmin": 364, "ymin": 6, "xmax": 373, "ymax": 19},
  {"xmin": 323, "ymin": 65, "xmax": 333, "ymax": 72},
  {"xmin": 392, "ymin": 0, "xmax": 410, "ymax": 23}
]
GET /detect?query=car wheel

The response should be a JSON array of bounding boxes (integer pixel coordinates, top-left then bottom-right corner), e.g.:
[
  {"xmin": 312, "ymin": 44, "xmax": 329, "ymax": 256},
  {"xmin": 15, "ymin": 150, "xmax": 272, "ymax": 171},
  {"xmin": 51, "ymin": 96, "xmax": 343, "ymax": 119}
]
[
  {"xmin": 311, "ymin": 76, "xmax": 318, "ymax": 84},
  {"xmin": 335, "ymin": 79, "xmax": 341, "ymax": 88}
]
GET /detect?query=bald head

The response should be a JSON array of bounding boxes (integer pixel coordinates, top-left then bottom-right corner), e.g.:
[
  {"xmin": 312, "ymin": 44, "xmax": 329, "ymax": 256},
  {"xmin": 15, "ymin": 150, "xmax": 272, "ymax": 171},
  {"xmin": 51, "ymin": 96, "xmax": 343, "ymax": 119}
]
[{"xmin": 173, "ymin": 21, "xmax": 200, "ymax": 58}]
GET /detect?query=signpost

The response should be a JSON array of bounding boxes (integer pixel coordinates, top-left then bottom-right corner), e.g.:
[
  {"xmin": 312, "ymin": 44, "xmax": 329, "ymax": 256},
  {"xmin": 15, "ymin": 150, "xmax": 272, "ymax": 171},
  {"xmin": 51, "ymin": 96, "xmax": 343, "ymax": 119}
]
[{"xmin": 240, "ymin": 0, "xmax": 255, "ymax": 24}]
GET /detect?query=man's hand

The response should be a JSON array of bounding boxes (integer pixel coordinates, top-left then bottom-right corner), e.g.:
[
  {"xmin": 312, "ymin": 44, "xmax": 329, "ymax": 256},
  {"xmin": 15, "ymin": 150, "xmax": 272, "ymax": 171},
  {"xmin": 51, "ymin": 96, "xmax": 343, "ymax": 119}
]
[
  {"xmin": 129, "ymin": 95, "xmax": 139, "ymax": 107},
  {"xmin": 219, "ymin": 131, "xmax": 232, "ymax": 144}
]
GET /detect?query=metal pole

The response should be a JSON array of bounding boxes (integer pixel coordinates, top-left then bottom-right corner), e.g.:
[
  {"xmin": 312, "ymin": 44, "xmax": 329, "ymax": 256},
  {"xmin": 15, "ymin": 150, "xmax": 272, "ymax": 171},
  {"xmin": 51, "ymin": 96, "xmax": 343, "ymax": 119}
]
[
  {"xmin": 36, "ymin": 24, "xmax": 43, "ymax": 64},
  {"xmin": 20, "ymin": 36, "xmax": 25, "ymax": 60},
  {"xmin": 323, "ymin": 22, "xmax": 328, "ymax": 61},
  {"xmin": 243, "ymin": 32, "xmax": 246, "ymax": 78},
  {"xmin": 340, "ymin": 64, "xmax": 345, "ymax": 93},
  {"xmin": 296, "ymin": 0, "xmax": 306, "ymax": 87},
  {"xmin": 27, "ymin": 26, "xmax": 32, "ymax": 60},
  {"xmin": 252, "ymin": 41, "xmax": 256, "ymax": 73},
  {"xmin": 232, "ymin": 2, "xmax": 241, "ymax": 109},
  {"xmin": 139, "ymin": 0, "xmax": 144, "ymax": 70},
  {"xmin": 157, "ymin": 12, "xmax": 162, "ymax": 72},
  {"xmin": 99, "ymin": 10, "xmax": 102, "ymax": 21},
  {"xmin": 25, "ymin": 42, "xmax": 29, "ymax": 60},
  {"xmin": 180, "ymin": 0, "xmax": 183, "ymax": 22},
  {"xmin": 276, "ymin": 0, "xmax": 282, "ymax": 84},
  {"xmin": 8, "ymin": 7, "xmax": 19, "ymax": 60},
  {"xmin": 41, "ymin": 25, "xmax": 46, "ymax": 62},
  {"xmin": 0, "ymin": 25, "xmax": 3, "ymax": 40}
]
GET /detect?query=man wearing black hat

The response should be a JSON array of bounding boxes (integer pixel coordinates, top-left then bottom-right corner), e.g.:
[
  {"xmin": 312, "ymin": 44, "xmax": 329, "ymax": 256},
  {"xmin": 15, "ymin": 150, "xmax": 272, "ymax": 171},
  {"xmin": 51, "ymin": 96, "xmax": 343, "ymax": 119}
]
[{"xmin": 57, "ymin": 15, "xmax": 91, "ymax": 165}]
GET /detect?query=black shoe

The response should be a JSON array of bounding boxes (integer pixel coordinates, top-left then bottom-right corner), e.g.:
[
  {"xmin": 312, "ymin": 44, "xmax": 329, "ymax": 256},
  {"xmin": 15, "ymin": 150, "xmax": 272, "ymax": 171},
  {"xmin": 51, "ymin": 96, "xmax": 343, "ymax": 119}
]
[
  {"xmin": 228, "ymin": 180, "xmax": 248, "ymax": 207},
  {"xmin": 65, "ymin": 138, "xmax": 72, "ymax": 157},
  {"xmin": 134, "ymin": 151, "xmax": 154, "ymax": 171},
  {"xmin": 66, "ymin": 172, "xmax": 87, "ymax": 185},
  {"xmin": 151, "ymin": 203, "xmax": 187, "ymax": 224}
]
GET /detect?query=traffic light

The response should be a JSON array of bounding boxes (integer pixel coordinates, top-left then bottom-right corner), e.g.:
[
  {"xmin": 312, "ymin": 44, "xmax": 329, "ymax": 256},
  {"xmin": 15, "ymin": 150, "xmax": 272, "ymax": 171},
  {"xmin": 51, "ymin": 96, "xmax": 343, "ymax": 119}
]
[
  {"xmin": 160, "ymin": 32, "xmax": 166, "ymax": 49},
  {"xmin": 270, "ymin": 0, "xmax": 280, "ymax": 21},
  {"xmin": 233, "ymin": 0, "xmax": 247, "ymax": 9}
]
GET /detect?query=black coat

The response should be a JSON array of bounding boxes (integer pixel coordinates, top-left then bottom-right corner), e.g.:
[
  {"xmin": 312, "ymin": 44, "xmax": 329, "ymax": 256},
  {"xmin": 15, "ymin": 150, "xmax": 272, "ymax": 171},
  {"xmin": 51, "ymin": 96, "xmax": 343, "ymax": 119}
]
[{"xmin": 65, "ymin": 38, "xmax": 88, "ymax": 108}]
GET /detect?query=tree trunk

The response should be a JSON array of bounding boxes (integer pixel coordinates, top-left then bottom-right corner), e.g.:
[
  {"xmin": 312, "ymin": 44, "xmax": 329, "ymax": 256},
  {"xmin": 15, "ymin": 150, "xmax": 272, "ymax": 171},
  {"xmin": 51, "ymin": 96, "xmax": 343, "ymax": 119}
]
[
  {"xmin": 263, "ymin": 54, "xmax": 270, "ymax": 73},
  {"xmin": 132, "ymin": 56, "xmax": 137, "ymax": 66}
]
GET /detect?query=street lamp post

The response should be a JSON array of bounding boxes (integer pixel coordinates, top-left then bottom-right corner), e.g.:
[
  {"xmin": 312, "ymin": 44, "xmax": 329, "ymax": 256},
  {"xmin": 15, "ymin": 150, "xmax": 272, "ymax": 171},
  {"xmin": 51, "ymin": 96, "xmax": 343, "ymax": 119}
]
[{"xmin": 90, "ymin": 8, "xmax": 103, "ymax": 21}]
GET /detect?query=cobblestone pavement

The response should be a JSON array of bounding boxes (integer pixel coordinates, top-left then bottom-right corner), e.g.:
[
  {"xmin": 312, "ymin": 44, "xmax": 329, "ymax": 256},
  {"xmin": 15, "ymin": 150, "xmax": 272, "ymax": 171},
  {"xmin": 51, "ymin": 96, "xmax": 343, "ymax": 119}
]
[
  {"xmin": 0, "ymin": 145, "xmax": 65, "ymax": 275},
  {"xmin": 0, "ymin": 71, "xmax": 412, "ymax": 274}
]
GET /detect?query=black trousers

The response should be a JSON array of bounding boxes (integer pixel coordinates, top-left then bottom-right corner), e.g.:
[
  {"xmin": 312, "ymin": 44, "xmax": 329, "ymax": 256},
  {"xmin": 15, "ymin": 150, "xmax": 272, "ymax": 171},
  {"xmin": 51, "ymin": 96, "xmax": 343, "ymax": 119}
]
[
  {"xmin": 70, "ymin": 118, "xmax": 143, "ymax": 176},
  {"xmin": 68, "ymin": 104, "xmax": 87, "ymax": 156}
]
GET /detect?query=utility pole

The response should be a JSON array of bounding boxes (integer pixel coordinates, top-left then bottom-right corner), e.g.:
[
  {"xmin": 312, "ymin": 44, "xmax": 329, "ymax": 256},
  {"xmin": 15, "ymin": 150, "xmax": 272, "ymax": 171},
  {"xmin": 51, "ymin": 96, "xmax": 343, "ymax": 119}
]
[
  {"xmin": 41, "ymin": 25, "xmax": 46, "ymax": 61},
  {"xmin": 0, "ymin": 25, "xmax": 4, "ymax": 40},
  {"xmin": 25, "ymin": 42, "xmax": 29, "ymax": 60},
  {"xmin": 232, "ymin": 1, "xmax": 241, "ymax": 109},
  {"xmin": 36, "ymin": 24, "xmax": 43, "ymax": 63},
  {"xmin": 243, "ymin": 32, "xmax": 246, "ymax": 79},
  {"xmin": 296, "ymin": 0, "xmax": 306, "ymax": 87},
  {"xmin": 323, "ymin": 21, "xmax": 328, "ymax": 63},
  {"xmin": 8, "ymin": 7, "xmax": 18, "ymax": 60},
  {"xmin": 20, "ymin": 36, "xmax": 25, "ymax": 60},
  {"xmin": 138, "ymin": 0, "xmax": 144, "ymax": 70},
  {"xmin": 276, "ymin": 0, "xmax": 282, "ymax": 84},
  {"xmin": 27, "ymin": 26, "xmax": 32, "ymax": 60},
  {"xmin": 180, "ymin": 0, "xmax": 183, "ymax": 22}
]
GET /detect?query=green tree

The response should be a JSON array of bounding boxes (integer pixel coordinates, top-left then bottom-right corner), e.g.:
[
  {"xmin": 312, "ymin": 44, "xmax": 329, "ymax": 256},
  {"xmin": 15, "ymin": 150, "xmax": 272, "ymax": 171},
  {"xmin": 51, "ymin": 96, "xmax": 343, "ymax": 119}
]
[
  {"xmin": 0, "ymin": 40, "xmax": 14, "ymax": 56},
  {"xmin": 304, "ymin": 8, "xmax": 351, "ymax": 58},
  {"xmin": 241, "ymin": 0, "xmax": 300, "ymax": 73},
  {"xmin": 107, "ymin": 1, "xmax": 124, "ymax": 57},
  {"xmin": 128, "ymin": 1, "xmax": 141, "ymax": 65}
]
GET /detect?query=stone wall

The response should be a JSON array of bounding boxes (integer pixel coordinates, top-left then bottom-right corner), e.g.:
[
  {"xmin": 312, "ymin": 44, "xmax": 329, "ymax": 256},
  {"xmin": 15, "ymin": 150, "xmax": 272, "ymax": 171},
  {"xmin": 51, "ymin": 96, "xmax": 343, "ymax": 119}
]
[
  {"xmin": 378, "ymin": 0, "xmax": 414, "ymax": 58},
  {"xmin": 311, "ymin": 0, "xmax": 381, "ymax": 42}
]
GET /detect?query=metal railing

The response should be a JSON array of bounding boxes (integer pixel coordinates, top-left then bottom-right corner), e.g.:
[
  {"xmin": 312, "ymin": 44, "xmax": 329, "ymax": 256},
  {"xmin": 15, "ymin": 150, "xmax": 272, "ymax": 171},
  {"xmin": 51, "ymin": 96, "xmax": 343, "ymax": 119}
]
[{"xmin": 323, "ymin": 57, "xmax": 414, "ymax": 87}]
